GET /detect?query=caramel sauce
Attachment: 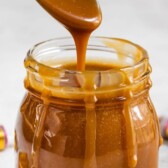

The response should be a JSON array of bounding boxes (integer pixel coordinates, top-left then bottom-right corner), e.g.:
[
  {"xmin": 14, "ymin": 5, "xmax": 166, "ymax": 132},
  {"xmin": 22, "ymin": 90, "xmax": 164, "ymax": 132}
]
[
  {"xmin": 16, "ymin": 61, "xmax": 161, "ymax": 168},
  {"xmin": 15, "ymin": 0, "xmax": 162, "ymax": 168}
]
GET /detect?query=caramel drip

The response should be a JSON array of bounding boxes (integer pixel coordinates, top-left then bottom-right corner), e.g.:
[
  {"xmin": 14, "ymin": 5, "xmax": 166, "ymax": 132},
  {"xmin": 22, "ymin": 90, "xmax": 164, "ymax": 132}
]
[
  {"xmin": 124, "ymin": 101, "xmax": 137, "ymax": 168},
  {"xmin": 70, "ymin": 31, "xmax": 91, "ymax": 71},
  {"xmin": 24, "ymin": 71, "xmax": 30, "ymax": 90},
  {"xmin": 123, "ymin": 77, "xmax": 137, "ymax": 168},
  {"xmin": 102, "ymin": 39, "xmax": 141, "ymax": 167},
  {"xmin": 83, "ymin": 73, "xmax": 97, "ymax": 168},
  {"xmin": 31, "ymin": 104, "xmax": 48, "ymax": 168},
  {"xmin": 18, "ymin": 152, "xmax": 29, "ymax": 168},
  {"xmin": 31, "ymin": 79, "xmax": 50, "ymax": 168}
]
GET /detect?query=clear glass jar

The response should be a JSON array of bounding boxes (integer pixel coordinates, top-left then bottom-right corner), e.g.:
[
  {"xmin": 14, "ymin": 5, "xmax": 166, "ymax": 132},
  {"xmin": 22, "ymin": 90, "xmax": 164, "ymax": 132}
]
[{"xmin": 15, "ymin": 37, "xmax": 162, "ymax": 168}]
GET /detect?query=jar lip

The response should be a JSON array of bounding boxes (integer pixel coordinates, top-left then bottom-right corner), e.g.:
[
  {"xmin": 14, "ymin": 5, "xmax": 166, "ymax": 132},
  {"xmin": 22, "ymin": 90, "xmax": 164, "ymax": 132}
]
[{"xmin": 26, "ymin": 36, "xmax": 148, "ymax": 75}]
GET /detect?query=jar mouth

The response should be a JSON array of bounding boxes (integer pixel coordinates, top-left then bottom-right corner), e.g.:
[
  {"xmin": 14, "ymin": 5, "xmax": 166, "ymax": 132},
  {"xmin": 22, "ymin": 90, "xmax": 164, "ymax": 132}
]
[
  {"xmin": 26, "ymin": 36, "xmax": 148, "ymax": 74},
  {"xmin": 25, "ymin": 37, "xmax": 151, "ymax": 99}
]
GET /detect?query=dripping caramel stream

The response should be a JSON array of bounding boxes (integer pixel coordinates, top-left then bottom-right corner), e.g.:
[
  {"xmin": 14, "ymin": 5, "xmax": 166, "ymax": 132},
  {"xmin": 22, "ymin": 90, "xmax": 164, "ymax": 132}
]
[{"xmin": 37, "ymin": 0, "xmax": 102, "ymax": 71}]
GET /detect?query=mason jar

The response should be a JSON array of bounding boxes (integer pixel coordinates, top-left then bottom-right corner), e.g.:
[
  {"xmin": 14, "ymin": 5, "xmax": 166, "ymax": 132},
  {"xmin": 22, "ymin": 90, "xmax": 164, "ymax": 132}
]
[{"xmin": 15, "ymin": 37, "xmax": 162, "ymax": 168}]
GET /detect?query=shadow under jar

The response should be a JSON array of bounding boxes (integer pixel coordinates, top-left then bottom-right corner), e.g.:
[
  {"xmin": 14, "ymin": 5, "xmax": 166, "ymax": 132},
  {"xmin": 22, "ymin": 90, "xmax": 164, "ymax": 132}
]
[{"xmin": 15, "ymin": 37, "xmax": 162, "ymax": 168}]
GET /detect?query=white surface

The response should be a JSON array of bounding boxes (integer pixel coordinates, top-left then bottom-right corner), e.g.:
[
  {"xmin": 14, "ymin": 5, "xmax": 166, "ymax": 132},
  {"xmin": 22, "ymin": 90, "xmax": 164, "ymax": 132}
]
[{"xmin": 0, "ymin": 0, "xmax": 168, "ymax": 167}]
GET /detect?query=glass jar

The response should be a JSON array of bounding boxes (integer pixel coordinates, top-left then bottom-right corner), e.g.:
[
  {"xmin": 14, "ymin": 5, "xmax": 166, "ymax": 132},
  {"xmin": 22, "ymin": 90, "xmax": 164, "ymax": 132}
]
[{"xmin": 15, "ymin": 37, "xmax": 162, "ymax": 168}]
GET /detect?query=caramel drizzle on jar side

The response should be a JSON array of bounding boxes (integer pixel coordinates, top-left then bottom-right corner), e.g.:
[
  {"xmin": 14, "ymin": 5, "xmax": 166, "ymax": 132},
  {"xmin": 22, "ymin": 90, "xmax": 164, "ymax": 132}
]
[
  {"xmin": 123, "ymin": 80, "xmax": 137, "ymax": 168},
  {"xmin": 104, "ymin": 40, "xmax": 138, "ymax": 168},
  {"xmin": 29, "ymin": 78, "xmax": 51, "ymax": 168}
]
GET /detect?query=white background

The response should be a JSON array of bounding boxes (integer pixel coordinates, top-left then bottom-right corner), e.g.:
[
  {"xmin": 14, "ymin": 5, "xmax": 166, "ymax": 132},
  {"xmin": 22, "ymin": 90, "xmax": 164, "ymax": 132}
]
[{"xmin": 0, "ymin": 0, "xmax": 168, "ymax": 167}]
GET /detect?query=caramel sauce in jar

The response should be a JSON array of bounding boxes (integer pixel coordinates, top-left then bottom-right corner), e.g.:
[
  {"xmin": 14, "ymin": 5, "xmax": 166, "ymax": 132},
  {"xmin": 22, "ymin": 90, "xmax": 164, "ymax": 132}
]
[{"xmin": 15, "ymin": 37, "xmax": 161, "ymax": 168}]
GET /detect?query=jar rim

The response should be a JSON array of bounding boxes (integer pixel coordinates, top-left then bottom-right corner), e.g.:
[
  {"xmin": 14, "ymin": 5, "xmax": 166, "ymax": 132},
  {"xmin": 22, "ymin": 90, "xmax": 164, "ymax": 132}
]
[
  {"xmin": 26, "ymin": 36, "xmax": 149, "ymax": 75},
  {"xmin": 24, "ymin": 37, "xmax": 151, "ymax": 99}
]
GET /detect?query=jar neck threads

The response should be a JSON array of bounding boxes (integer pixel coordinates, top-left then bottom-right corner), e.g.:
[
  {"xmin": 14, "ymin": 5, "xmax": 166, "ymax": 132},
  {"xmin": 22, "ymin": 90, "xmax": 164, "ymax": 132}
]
[{"xmin": 25, "ymin": 37, "xmax": 151, "ymax": 100}]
